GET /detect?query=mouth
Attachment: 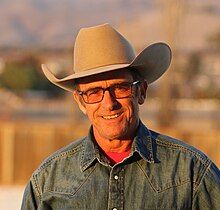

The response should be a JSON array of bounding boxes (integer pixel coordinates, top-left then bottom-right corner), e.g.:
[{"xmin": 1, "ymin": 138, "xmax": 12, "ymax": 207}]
[{"xmin": 102, "ymin": 113, "xmax": 122, "ymax": 120}]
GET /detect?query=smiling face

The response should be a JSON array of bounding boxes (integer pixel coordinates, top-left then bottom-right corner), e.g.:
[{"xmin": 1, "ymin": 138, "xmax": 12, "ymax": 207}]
[{"xmin": 73, "ymin": 69, "xmax": 147, "ymax": 144}]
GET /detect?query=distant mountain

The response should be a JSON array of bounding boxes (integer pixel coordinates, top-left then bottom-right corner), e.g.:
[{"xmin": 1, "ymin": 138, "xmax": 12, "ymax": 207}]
[
  {"xmin": 0, "ymin": 0, "xmax": 219, "ymax": 51},
  {"xmin": 0, "ymin": 0, "xmax": 153, "ymax": 48}
]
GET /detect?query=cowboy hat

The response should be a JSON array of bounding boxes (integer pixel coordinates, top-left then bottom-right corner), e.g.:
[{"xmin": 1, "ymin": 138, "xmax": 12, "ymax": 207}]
[{"xmin": 41, "ymin": 23, "xmax": 172, "ymax": 92}]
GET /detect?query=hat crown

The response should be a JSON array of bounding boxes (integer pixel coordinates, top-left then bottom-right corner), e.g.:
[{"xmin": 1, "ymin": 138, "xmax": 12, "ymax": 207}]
[{"xmin": 73, "ymin": 23, "xmax": 136, "ymax": 72}]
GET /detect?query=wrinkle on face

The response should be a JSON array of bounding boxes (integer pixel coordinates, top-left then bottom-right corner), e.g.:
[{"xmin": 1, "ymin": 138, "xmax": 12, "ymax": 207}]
[{"xmin": 73, "ymin": 69, "xmax": 147, "ymax": 152}]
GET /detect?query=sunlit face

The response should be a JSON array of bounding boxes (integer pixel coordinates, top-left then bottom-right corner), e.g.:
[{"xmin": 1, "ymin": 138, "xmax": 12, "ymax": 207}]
[{"xmin": 73, "ymin": 69, "xmax": 147, "ymax": 141}]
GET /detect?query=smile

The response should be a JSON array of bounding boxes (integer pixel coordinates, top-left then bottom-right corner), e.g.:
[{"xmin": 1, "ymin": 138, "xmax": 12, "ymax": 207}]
[{"xmin": 102, "ymin": 113, "xmax": 121, "ymax": 120}]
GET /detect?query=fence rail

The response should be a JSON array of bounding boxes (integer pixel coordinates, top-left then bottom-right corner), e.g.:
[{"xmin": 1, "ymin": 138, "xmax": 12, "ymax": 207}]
[{"xmin": 0, "ymin": 120, "xmax": 219, "ymax": 185}]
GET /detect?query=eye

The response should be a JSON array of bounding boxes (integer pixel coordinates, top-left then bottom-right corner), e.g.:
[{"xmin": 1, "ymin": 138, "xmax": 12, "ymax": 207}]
[
  {"xmin": 85, "ymin": 87, "xmax": 103, "ymax": 96},
  {"xmin": 114, "ymin": 83, "xmax": 131, "ymax": 92}
]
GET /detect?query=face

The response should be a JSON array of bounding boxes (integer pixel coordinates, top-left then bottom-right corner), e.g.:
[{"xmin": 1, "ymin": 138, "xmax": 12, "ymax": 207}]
[{"xmin": 73, "ymin": 69, "xmax": 147, "ymax": 141}]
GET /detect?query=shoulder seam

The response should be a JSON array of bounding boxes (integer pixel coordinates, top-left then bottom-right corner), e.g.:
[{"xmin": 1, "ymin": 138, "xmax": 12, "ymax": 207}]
[
  {"xmin": 156, "ymin": 137, "xmax": 210, "ymax": 166},
  {"xmin": 35, "ymin": 143, "xmax": 83, "ymax": 174},
  {"xmin": 192, "ymin": 161, "xmax": 212, "ymax": 199},
  {"xmin": 32, "ymin": 174, "xmax": 42, "ymax": 201}
]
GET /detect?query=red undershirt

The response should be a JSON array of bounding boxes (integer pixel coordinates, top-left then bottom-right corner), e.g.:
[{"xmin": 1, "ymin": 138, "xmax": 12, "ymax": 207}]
[{"xmin": 105, "ymin": 149, "xmax": 131, "ymax": 164}]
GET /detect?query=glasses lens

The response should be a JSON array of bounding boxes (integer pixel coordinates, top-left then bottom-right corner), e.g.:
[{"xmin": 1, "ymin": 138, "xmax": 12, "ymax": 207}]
[
  {"xmin": 83, "ymin": 88, "xmax": 103, "ymax": 103},
  {"xmin": 80, "ymin": 81, "xmax": 138, "ymax": 104},
  {"xmin": 113, "ymin": 83, "xmax": 132, "ymax": 98}
]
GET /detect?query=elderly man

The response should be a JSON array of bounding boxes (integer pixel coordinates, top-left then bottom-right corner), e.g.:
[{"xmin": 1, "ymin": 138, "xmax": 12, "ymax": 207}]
[{"xmin": 22, "ymin": 24, "xmax": 220, "ymax": 209}]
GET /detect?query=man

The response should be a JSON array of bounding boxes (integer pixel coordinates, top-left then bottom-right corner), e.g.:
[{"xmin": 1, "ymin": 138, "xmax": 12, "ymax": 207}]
[{"xmin": 22, "ymin": 23, "xmax": 220, "ymax": 209}]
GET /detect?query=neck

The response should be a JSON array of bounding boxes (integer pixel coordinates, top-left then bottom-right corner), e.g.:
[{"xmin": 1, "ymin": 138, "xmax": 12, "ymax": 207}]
[{"xmin": 93, "ymin": 130, "xmax": 134, "ymax": 153}]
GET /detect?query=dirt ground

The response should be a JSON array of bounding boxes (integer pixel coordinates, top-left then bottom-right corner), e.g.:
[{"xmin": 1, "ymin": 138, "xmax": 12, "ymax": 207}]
[{"xmin": 0, "ymin": 186, "xmax": 24, "ymax": 210}]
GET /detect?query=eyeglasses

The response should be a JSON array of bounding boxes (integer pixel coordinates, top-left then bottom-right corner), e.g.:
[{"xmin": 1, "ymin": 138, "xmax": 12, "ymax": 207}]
[{"xmin": 77, "ymin": 81, "xmax": 140, "ymax": 104}]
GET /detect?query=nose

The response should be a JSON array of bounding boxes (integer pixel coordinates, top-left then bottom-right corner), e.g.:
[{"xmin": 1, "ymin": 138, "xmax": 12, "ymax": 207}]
[{"xmin": 101, "ymin": 89, "xmax": 118, "ymax": 110}]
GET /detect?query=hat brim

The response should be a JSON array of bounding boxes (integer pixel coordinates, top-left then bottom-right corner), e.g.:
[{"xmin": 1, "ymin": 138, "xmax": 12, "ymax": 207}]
[{"xmin": 41, "ymin": 42, "xmax": 172, "ymax": 92}]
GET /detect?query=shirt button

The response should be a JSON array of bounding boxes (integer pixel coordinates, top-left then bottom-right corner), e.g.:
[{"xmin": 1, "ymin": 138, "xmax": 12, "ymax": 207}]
[{"xmin": 114, "ymin": 175, "xmax": 119, "ymax": 180}]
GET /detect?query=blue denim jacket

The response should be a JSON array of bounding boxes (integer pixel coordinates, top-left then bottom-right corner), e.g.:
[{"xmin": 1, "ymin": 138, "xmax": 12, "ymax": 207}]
[{"xmin": 21, "ymin": 122, "xmax": 220, "ymax": 209}]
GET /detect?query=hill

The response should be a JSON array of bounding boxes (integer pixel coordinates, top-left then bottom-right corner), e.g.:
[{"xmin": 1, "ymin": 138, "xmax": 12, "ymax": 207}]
[{"xmin": 0, "ymin": 0, "xmax": 219, "ymax": 51}]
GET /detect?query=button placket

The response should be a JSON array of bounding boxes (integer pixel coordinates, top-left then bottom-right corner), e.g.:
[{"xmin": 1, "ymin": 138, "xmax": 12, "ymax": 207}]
[{"xmin": 108, "ymin": 166, "xmax": 124, "ymax": 210}]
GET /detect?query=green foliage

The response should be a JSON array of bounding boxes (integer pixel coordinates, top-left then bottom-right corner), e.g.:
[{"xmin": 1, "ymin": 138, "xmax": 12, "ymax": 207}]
[
  {"xmin": 0, "ymin": 61, "xmax": 36, "ymax": 90},
  {"xmin": 0, "ymin": 55, "xmax": 62, "ymax": 96}
]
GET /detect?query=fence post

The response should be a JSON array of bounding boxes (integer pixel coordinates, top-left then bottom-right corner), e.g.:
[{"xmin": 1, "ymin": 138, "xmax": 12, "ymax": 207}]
[{"xmin": 1, "ymin": 122, "xmax": 15, "ymax": 184}]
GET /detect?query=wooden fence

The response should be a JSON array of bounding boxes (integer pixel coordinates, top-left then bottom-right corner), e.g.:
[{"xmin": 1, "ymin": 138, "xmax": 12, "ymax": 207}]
[{"xmin": 0, "ymin": 120, "xmax": 219, "ymax": 185}]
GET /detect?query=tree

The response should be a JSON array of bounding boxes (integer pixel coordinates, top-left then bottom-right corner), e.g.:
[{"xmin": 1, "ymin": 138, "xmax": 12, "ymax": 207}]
[
  {"xmin": 0, "ymin": 54, "xmax": 62, "ymax": 96},
  {"xmin": 185, "ymin": 52, "xmax": 201, "ymax": 81},
  {"xmin": 208, "ymin": 30, "xmax": 220, "ymax": 51}
]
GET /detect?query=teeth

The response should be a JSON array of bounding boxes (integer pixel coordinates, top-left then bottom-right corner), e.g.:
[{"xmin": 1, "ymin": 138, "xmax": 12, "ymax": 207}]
[{"xmin": 103, "ymin": 114, "xmax": 120, "ymax": 119}]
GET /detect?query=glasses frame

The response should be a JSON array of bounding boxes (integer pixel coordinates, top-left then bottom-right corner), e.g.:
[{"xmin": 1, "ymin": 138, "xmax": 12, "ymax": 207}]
[{"xmin": 77, "ymin": 80, "xmax": 140, "ymax": 104}]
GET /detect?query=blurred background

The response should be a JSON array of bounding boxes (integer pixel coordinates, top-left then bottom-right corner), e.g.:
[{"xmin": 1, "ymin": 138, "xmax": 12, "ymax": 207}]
[{"xmin": 0, "ymin": 0, "xmax": 219, "ymax": 208}]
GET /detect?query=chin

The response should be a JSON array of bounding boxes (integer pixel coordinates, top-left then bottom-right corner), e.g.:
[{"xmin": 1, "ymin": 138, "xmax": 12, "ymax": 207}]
[{"xmin": 101, "ymin": 129, "xmax": 128, "ymax": 140}]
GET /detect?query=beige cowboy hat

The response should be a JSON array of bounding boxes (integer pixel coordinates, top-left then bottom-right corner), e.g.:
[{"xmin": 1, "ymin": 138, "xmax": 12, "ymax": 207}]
[{"xmin": 42, "ymin": 23, "xmax": 172, "ymax": 92}]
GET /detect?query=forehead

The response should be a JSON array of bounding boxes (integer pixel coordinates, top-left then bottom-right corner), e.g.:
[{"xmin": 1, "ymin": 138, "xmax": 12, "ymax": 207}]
[{"xmin": 77, "ymin": 69, "xmax": 133, "ymax": 87}]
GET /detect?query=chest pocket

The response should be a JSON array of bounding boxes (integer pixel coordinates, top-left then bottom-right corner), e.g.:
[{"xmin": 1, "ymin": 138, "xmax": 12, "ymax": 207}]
[
  {"xmin": 39, "ymin": 163, "xmax": 110, "ymax": 210},
  {"xmin": 124, "ymin": 160, "xmax": 192, "ymax": 209}
]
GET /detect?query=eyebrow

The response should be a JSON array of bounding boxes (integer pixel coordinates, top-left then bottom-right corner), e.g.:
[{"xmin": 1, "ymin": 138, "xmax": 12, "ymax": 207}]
[{"xmin": 79, "ymin": 81, "xmax": 132, "ymax": 92}]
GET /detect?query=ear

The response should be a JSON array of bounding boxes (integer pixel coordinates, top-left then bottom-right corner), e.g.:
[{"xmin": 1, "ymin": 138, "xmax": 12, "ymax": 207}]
[
  {"xmin": 138, "ymin": 81, "xmax": 148, "ymax": 105},
  {"xmin": 73, "ymin": 91, "xmax": 87, "ymax": 115}
]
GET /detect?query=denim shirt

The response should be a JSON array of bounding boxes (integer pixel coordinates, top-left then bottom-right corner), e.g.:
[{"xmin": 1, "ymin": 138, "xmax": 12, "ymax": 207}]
[{"xmin": 21, "ymin": 122, "xmax": 220, "ymax": 210}]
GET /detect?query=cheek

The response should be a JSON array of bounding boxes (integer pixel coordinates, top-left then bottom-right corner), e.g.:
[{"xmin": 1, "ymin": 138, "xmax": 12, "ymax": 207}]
[
  {"xmin": 125, "ymin": 99, "xmax": 139, "ymax": 120},
  {"xmin": 84, "ymin": 105, "xmax": 99, "ymax": 123}
]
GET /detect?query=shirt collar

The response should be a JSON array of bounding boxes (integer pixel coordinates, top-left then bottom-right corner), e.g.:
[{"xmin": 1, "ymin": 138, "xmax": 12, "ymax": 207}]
[
  {"xmin": 80, "ymin": 126, "xmax": 99, "ymax": 171},
  {"xmin": 131, "ymin": 121, "xmax": 155, "ymax": 163},
  {"xmin": 80, "ymin": 122, "xmax": 156, "ymax": 171}
]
